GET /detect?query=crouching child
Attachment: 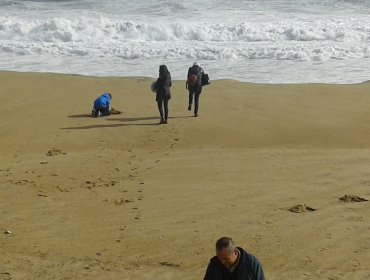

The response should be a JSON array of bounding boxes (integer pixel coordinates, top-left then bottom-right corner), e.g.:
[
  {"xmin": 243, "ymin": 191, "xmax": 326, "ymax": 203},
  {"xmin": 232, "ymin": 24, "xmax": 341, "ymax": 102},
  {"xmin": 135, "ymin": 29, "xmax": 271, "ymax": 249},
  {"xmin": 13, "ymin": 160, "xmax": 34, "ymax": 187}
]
[{"xmin": 92, "ymin": 93, "xmax": 112, "ymax": 117}]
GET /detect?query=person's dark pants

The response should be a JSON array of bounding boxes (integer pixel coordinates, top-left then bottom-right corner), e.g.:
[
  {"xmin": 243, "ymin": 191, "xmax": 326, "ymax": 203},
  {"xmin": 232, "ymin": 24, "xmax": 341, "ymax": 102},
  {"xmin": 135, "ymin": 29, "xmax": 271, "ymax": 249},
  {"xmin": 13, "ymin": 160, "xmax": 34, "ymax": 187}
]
[
  {"xmin": 94, "ymin": 107, "xmax": 110, "ymax": 117},
  {"xmin": 157, "ymin": 99, "xmax": 169, "ymax": 121},
  {"xmin": 189, "ymin": 85, "xmax": 202, "ymax": 114}
]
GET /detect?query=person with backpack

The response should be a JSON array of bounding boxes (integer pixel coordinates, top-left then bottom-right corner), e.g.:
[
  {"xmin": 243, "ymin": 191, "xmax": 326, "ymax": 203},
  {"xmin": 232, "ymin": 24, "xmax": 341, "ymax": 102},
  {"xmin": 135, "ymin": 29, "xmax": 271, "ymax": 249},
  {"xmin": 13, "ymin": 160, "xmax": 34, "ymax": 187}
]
[
  {"xmin": 155, "ymin": 65, "xmax": 172, "ymax": 124},
  {"xmin": 186, "ymin": 62, "xmax": 204, "ymax": 117}
]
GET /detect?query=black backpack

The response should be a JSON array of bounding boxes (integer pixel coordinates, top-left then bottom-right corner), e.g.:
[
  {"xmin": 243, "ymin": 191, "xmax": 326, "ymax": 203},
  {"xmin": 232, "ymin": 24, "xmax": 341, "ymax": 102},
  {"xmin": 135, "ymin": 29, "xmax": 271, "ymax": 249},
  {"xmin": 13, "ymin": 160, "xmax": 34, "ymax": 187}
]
[{"xmin": 201, "ymin": 73, "xmax": 210, "ymax": 86}]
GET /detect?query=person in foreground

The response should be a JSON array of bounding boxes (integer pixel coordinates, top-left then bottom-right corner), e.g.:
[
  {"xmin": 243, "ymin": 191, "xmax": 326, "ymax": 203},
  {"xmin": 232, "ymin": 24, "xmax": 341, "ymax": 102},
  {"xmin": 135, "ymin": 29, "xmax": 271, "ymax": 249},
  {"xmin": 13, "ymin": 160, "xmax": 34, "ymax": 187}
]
[
  {"xmin": 203, "ymin": 237, "xmax": 265, "ymax": 280},
  {"xmin": 155, "ymin": 65, "xmax": 172, "ymax": 124},
  {"xmin": 186, "ymin": 62, "xmax": 204, "ymax": 117},
  {"xmin": 92, "ymin": 93, "xmax": 112, "ymax": 117}
]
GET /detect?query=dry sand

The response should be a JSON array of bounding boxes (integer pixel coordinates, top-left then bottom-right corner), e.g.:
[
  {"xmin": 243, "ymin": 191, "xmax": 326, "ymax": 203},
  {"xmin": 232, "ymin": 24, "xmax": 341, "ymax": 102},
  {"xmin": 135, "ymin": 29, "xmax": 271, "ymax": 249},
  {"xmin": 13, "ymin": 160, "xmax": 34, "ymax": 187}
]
[{"xmin": 0, "ymin": 71, "xmax": 369, "ymax": 279}]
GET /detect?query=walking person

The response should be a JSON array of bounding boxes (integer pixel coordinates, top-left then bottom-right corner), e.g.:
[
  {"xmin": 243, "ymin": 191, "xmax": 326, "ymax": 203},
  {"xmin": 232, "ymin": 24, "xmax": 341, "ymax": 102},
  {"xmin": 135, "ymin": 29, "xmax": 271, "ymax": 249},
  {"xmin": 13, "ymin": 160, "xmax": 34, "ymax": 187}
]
[
  {"xmin": 155, "ymin": 65, "xmax": 172, "ymax": 124},
  {"xmin": 186, "ymin": 62, "xmax": 204, "ymax": 117},
  {"xmin": 203, "ymin": 237, "xmax": 265, "ymax": 280}
]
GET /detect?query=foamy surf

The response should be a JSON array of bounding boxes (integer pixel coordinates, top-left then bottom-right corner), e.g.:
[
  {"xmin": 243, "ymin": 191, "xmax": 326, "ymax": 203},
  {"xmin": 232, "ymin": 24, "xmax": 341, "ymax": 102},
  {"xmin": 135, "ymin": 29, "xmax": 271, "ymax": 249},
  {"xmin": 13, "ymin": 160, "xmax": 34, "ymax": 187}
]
[{"xmin": 0, "ymin": 0, "xmax": 369, "ymax": 83}]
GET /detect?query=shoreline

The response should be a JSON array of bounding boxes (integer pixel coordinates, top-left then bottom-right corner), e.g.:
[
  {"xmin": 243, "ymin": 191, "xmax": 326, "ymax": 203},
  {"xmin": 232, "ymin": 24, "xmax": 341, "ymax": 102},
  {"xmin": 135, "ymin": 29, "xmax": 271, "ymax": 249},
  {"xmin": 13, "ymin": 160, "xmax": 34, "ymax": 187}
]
[{"xmin": 1, "ymin": 70, "xmax": 369, "ymax": 85}]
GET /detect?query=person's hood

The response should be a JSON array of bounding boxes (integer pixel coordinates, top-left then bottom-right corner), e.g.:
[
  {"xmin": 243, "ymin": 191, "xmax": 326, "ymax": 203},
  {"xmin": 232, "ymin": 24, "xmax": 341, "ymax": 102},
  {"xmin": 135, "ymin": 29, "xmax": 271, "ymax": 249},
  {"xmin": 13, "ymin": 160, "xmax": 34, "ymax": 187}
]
[
  {"xmin": 102, "ymin": 93, "xmax": 111, "ymax": 99},
  {"xmin": 159, "ymin": 65, "xmax": 168, "ymax": 75},
  {"xmin": 191, "ymin": 64, "xmax": 200, "ymax": 71}
]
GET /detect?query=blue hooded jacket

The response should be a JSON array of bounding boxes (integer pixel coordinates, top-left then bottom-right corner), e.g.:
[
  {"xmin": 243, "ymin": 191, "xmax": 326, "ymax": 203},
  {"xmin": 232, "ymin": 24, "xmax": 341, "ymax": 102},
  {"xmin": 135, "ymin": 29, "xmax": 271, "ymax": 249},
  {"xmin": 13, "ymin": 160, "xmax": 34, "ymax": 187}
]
[{"xmin": 94, "ymin": 93, "xmax": 111, "ymax": 110}]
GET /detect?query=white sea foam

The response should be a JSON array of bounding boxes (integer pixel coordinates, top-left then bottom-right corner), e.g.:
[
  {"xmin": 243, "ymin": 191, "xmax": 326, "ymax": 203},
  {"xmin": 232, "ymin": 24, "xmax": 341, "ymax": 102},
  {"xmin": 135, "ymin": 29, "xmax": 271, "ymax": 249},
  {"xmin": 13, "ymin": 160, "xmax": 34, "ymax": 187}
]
[
  {"xmin": 0, "ymin": 0, "xmax": 369, "ymax": 83},
  {"xmin": 1, "ymin": 17, "xmax": 368, "ymax": 58}
]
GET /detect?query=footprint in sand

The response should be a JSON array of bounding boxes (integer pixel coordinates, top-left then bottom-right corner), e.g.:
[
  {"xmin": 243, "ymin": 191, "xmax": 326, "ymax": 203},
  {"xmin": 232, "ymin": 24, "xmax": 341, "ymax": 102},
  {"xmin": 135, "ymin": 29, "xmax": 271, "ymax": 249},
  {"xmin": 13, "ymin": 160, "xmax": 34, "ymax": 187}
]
[
  {"xmin": 114, "ymin": 198, "xmax": 134, "ymax": 205},
  {"xmin": 37, "ymin": 192, "xmax": 48, "ymax": 197},
  {"xmin": 339, "ymin": 195, "xmax": 368, "ymax": 202},
  {"xmin": 46, "ymin": 148, "xmax": 66, "ymax": 156},
  {"xmin": 119, "ymin": 226, "xmax": 127, "ymax": 231},
  {"xmin": 104, "ymin": 181, "xmax": 117, "ymax": 187},
  {"xmin": 349, "ymin": 216, "xmax": 364, "ymax": 222},
  {"xmin": 0, "ymin": 272, "xmax": 11, "ymax": 280},
  {"xmin": 289, "ymin": 204, "xmax": 316, "ymax": 213},
  {"xmin": 159, "ymin": 262, "xmax": 181, "ymax": 268},
  {"xmin": 85, "ymin": 178, "xmax": 118, "ymax": 189},
  {"xmin": 56, "ymin": 185, "xmax": 69, "ymax": 192},
  {"xmin": 12, "ymin": 179, "xmax": 34, "ymax": 186},
  {"xmin": 85, "ymin": 181, "xmax": 94, "ymax": 189}
]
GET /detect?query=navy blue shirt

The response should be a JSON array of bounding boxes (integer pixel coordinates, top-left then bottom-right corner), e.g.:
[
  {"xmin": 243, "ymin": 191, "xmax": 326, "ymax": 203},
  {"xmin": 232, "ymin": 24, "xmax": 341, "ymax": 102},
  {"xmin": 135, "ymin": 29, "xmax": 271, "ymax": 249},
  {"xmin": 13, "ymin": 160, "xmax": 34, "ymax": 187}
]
[{"xmin": 203, "ymin": 247, "xmax": 265, "ymax": 280}]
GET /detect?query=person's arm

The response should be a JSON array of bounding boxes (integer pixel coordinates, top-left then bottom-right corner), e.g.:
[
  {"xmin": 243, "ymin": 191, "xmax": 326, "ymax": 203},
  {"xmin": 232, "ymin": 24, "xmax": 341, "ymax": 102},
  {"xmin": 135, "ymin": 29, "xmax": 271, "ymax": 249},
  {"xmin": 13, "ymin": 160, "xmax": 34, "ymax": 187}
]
[
  {"xmin": 106, "ymin": 98, "xmax": 111, "ymax": 111},
  {"xmin": 203, "ymin": 259, "xmax": 221, "ymax": 280},
  {"xmin": 251, "ymin": 257, "xmax": 265, "ymax": 280},
  {"xmin": 168, "ymin": 73, "xmax": 172, "ymax": 87},
  {"xmin": 203, "ymin": 262, "xmax": 214, "ymax": 280},
  {"xmin": 186, "ymin": 69, "xmax": 191, "ymax": 89},
  {"xmin": 157, "ymin": 74, "xmax": 165, "ymax": 86}
]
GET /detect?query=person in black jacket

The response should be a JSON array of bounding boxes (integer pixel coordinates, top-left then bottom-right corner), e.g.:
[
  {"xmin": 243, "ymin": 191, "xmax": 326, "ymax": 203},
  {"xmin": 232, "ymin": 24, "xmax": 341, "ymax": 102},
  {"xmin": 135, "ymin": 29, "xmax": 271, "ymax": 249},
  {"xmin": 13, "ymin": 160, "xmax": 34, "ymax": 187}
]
[
  {"xmin": 155, "ymin": 65, "xmax": 172, "ymax": 124},
  {"xmin": 186, "ymin": 62, "xmax": 204, "ymax": 117},
  {"xmin": 203, "ymin": 237, "xmax": 265, "ymax": 280}
]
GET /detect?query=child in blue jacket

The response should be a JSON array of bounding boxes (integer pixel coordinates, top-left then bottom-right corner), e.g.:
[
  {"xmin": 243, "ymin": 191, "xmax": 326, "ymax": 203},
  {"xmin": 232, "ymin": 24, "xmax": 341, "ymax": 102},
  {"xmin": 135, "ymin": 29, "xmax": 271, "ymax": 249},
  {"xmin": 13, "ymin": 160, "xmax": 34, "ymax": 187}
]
[{"xmin": 92, "ymin": 93, "xmax": 111, "ymax": 117}]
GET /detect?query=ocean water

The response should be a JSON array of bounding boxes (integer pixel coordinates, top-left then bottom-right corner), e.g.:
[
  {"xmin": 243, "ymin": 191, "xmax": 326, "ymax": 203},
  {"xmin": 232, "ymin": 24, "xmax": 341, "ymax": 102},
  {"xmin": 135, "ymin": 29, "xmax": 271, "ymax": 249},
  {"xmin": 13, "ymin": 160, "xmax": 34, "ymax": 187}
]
[{"xmin": 0, "ymin": 0, "xmax": 369, "ymax": 83}]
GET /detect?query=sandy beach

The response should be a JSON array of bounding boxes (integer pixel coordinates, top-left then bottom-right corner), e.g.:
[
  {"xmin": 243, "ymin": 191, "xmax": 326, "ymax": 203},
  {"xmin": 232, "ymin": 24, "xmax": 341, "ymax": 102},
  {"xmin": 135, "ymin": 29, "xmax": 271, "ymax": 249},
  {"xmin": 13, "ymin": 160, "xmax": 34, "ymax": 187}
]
[{"xmin": 0, "ymin": 71, "xmax": 369, "ymax": 279}]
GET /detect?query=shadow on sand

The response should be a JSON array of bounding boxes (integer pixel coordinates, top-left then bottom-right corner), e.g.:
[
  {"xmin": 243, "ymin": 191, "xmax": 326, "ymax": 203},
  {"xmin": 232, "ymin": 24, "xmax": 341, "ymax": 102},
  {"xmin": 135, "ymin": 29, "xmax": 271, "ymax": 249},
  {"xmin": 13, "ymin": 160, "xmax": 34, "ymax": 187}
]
[
  {"xmin": 62, "ymin": 115, "xmax": 194, "ymax": 130},
  {"xmin": 107, "ymin": 116, "xmax": 159, "ymax": 122},
  {"xmin": 61, "ymin": 123, "xmax": 157, "ymax": 130},
  {"xmin": 107, "ymin": 116, "xmax": 193, "ymax": 122},
  {"xmin": 68, "ymin": 114, "xmax": 92, "ymax": 118}
]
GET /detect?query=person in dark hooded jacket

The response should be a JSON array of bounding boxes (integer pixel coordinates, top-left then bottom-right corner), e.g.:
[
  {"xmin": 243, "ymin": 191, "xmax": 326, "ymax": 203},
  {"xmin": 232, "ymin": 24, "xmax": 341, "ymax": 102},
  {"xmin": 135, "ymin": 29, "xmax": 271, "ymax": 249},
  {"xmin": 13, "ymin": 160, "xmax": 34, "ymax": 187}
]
[
  {"xmin": 186, "ymin": 62, "xmax": 204, "ymax": 117},
  {"xmin": 203, "ymin": 237, "xmax": 265, "ymax": 280},
  {"xmin": 155, "ymin": 65, "xmax": 172, "ymax": 124}
]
